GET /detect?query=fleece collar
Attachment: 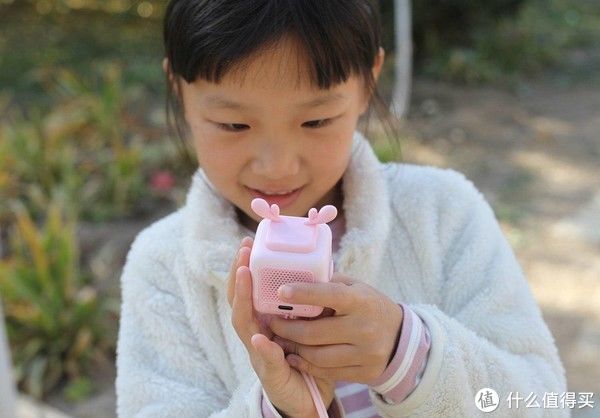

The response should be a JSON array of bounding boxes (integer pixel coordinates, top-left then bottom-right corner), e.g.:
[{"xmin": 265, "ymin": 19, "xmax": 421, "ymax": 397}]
[{"xmin": 181, "ymin": 131, "xmax": 392, "ymax": 291}]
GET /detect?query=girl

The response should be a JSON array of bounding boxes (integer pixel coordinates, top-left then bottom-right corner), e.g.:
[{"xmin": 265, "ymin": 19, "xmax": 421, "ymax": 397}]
[{"xmin": 116, "ymin": 1, "xmax": 567, "ymax": 417}]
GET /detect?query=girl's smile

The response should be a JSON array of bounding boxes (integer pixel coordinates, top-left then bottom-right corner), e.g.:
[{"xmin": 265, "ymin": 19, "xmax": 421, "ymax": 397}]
[{"xmin": 245, "ymin": 186, "xmax": 305, "ymax": 210}]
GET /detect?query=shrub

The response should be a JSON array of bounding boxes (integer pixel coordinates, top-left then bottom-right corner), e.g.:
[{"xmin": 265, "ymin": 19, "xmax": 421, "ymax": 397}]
[
  {"xmin": 0, "ymin": 199, "xmax": 115, "ymax": 398},
  {"xmin": 0, "ymin": 63, "xmax": 148, "ymax": 222}
]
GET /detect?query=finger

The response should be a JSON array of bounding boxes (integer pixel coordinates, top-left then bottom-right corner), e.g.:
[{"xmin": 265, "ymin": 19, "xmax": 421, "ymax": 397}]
[
  {"xmin": 233, "ymin": 236, "xmax": 253, "ymax": 267},
  {"xmin": 269, "ymin": 315, "xmax": 355, "ymax": 346},
  {"xmin": 309, "ymin": 307, "xmax": 336, "ymax": 320},
  {"xmin": 250, "ymin": 334, "xmax": 289, "ymax": 386},
  {"xmin": 227, "ymin": 238, "xmax": 254, "ymax": 306},
  {"xmin": 237, "ymin": 247, "xmax": 252, "ymax": 271},
  {"xmin": 286, "ymin": 354, "xmax": 365, "ymax": 382},
  {"xmin": 232, "ymin": 262, "xmax": 275, "ymax": 341},
  {"xmin": 227, "ymin": 247, "xmax": 244, "ymax": 307},
  {"xmin": 272, "ymin": 336, "xmax": 357, "ymax": 368},
  {"xmin": 277, "ymin": 281, "xmax": 356, "ymax": 315},
  {"xmin": 232, "ymin": 265, "xmax": 261, "ymax": 346},
  {"xmin": 241, "ymin": 236, "xmax": 254, "ymax": 249},
  {"xmin": 251, "ymin": 334, "xmax": 285, "ymax": 365}
]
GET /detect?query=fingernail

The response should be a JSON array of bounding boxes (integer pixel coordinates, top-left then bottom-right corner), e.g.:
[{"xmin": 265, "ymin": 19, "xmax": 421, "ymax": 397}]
[
  {"xmin": 251, "ymin": 334, "xmax": 261, "ymax": 348},
  {"xmin": 236, "ymin": 267, "xmax": 246, "ymax": 284}
]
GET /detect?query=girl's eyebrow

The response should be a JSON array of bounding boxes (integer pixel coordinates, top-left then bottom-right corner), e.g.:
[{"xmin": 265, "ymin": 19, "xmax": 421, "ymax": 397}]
[
  {"xmin": 298, "ymin": 93, "xmax": 346, "ymax": 108},
  {"xmin": 204, "ymin": 93, "xmax": 346, "ymax": 110}
]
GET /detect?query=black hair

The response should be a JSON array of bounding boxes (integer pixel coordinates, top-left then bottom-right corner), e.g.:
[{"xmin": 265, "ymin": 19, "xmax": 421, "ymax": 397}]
[{"xmin": 163, "ymin": 0, "xmax": 401, "ymax": 173}]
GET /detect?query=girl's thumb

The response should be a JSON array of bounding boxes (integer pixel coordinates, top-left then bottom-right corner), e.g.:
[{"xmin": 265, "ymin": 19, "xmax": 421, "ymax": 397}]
[
  {"xmin": 252, "ymin": 334, "xmax": 281, "ymax": 363},
  {"xmin": 251, "ymin": 334, "xmax": 288, "ymax": 378}
]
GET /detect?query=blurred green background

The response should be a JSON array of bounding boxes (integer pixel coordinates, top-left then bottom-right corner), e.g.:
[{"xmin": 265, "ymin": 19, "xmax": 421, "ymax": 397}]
[{"xmin": 1, "ymin": 1, "xmax": 599, "ymax": 417}]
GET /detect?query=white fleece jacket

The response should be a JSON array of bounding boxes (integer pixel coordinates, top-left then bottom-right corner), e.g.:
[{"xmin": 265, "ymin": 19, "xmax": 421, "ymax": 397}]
[{"xmin": 116, "ymin": 132, "xmax": 567, "ymax": 417}]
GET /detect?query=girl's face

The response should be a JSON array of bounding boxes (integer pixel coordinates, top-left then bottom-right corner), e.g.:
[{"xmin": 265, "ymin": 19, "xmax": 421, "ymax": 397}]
[{"xmin": 170, "ymin": 36, "xmax": 383, "ymax": 231}]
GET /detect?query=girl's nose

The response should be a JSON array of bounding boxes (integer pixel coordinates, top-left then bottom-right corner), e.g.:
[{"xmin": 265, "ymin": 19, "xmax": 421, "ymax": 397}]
[{"xmin": 252, "ymin": 142, "xmax": 300, "ymax": 179}]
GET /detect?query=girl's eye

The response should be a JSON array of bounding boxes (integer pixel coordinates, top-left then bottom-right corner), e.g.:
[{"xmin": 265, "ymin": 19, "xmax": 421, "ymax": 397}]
[
  {"xmin": 302, "ymin": 118, "xmax": 332, "ymax": 129},
  {"xmin": 217, "ymin": 123, "xmax": 250, "ymax": 132}
]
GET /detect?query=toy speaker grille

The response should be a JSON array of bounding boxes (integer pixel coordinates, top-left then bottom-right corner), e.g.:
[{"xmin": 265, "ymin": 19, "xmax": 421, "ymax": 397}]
[{"xmin": 259, "ymin": 267, "xmax": 315, "ymax": 302}]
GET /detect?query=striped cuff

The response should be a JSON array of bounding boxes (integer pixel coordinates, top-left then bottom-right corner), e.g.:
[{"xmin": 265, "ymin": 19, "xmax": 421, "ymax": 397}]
[
  {"xmin": 261, "ymin": 387, "xmax": 281, "ymax": 418},
  {"xmin": 261, "ymin": 387, "xmax": 343, "ymax": 417},
  {"xmin": 367, "ymin": 303, "xmax": 432, "ymax": 404}
]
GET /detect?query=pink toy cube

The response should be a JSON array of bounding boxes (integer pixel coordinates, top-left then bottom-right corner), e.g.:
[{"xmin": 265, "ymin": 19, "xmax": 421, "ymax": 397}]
[{"xmin": 249, "ymin": 198, "xmax": 337, "ymax": 318}]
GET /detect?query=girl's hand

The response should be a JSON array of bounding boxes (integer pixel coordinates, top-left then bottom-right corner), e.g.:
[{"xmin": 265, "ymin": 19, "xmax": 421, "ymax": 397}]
[
  {"xmin": 268, "ymin": 274, "xmax": 403, "ymax": 385},
  {"xmin": 227, "ymin": 237, "xmax": 336, "ymax": 418}
]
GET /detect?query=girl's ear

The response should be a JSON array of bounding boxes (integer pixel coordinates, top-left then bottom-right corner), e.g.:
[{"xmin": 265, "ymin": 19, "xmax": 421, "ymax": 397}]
[
  {"xmin": 162, "ymin": 57, "xmax": 185, "ymax": 105},
  {"xmin": 372, "ymin": 47, "xmax": 385, "ymax": 83},
  {"xmin": 163, "ymin": 57, "xmax": 179, "ymax": 96},
  {"xmin": 360, "ymin": 47, "xmax": 386, "ymax": 115},
  {"xmin": 162, "ymin": 57, "xmax": 171, "ymax": 79}
]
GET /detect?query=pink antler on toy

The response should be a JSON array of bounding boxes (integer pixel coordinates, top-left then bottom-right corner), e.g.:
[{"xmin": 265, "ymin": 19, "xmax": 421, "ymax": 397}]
[
  {"xmin": 305, "ymin": 205, "xmax": 337, "ymax": 225},
  {"xmin": 251, "ymin": 198, "xmax": 282, "ymax": 221}
]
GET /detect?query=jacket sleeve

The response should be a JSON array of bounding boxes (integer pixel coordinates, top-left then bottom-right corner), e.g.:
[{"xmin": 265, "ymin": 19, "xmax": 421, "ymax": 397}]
[
  {"xmin": 367, "ymin": 304, "xmax": 431, "ymax": 404},
  {"xmin": 116, "ymin": 228, "xmax": 266, "ymax": 418},
  {"xmin": 369, "ymin": 170, "xmax": 568, "ymax": 417}
]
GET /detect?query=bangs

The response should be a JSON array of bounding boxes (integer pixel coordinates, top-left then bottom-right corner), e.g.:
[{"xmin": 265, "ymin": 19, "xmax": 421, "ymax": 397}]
[{"xmin": 164, "ymin": 0, "xmax": 379, "ymax": 90}]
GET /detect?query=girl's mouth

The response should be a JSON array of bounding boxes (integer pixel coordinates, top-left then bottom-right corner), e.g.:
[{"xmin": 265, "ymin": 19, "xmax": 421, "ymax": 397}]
[{"xmin": 246, "ymin": 186, "xmax": 304, "ymax": 209}]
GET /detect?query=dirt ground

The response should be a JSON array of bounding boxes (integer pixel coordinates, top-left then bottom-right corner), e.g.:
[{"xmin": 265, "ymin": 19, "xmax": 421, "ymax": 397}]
[{"xmin": 42, "ymin": 71, "xmax": 599, "ymax": 417}]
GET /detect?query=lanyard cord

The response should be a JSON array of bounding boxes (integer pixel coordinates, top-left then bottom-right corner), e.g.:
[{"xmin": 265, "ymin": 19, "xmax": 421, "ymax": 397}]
[
  {"xmin": 301, "ymin": 371, "xmax": 329, "ymax": 418},
  {"xmin": 284, "ymin": 313, "xmax": 329, "ymax": 417}
]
